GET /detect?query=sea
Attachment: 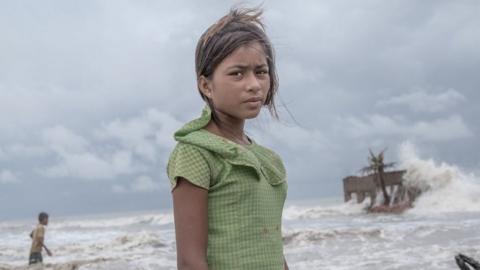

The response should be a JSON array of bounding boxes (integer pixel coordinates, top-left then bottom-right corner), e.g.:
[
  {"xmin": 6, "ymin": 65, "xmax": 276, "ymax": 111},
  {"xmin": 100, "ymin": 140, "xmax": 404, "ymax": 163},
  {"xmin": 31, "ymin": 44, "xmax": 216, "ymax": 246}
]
[{"xmin": 1, "ymin": 144, "xmax": 479, "ymax": 270}]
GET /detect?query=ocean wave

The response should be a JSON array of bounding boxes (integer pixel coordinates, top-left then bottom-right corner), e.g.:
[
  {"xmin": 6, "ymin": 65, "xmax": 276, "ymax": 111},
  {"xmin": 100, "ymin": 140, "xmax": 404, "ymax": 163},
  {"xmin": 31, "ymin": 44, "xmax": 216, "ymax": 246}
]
[
  {"xmin": 283, "ymin": 200, "xmax": 368, "ymax": 220},
  {"xmin": 112, "ymin": 231, "xmax": 167, "ymax": 250},
  {"xmin": 0, "ymin": 222, "xmax": 30, "ymax": 232},
  {"xmin": 49, "ymin": 231, "xmax": 170, "ymax": 257},
  {"xmin": 283, "ymin": 228, "xmax": 384, "ymax": 245},
  {"xmin": 50, "ymin": 213, "xmax": 173, "ymax": 230},
  {"xmin": 399, "ymin": 142, "xmax": 480, "ymax": 214}
]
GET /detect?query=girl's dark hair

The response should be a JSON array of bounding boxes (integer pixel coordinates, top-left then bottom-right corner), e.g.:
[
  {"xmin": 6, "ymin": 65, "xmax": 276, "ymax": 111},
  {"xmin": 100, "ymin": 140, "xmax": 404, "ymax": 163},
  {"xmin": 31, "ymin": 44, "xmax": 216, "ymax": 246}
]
[{"xmin": 195, "ymin": 7, "xmax": 279, "ymax": 119}]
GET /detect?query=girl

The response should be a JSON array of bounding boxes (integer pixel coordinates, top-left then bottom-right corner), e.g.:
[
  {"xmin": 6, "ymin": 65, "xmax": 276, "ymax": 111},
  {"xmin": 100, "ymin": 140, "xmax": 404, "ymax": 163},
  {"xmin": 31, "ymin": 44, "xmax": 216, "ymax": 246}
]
[{"xmin": 167, "ymin": 7, "xmax": 289, "ymax": 270}]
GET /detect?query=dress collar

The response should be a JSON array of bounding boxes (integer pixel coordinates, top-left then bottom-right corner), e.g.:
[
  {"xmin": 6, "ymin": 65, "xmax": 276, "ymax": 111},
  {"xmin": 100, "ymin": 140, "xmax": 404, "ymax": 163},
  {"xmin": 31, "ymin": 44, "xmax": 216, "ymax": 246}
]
[{"xmin": 174, "ymin": 106, "xmax": 286, "ymax": 186}]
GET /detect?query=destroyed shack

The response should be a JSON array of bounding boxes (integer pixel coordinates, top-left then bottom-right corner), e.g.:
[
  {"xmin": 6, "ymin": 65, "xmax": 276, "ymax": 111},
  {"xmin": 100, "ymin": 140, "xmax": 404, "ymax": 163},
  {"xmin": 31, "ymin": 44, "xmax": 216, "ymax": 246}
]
[{"xmin": 343, "ymin": 170, "xmax": 420, "ymax": 206}]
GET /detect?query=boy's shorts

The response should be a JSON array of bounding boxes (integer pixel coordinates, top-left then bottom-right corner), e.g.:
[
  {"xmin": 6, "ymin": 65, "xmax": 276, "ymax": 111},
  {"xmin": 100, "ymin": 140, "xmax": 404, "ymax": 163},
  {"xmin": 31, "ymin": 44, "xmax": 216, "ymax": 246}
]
[{"xmin": 28, "ymin": 252, "xmax": 43, "ymax": 265}]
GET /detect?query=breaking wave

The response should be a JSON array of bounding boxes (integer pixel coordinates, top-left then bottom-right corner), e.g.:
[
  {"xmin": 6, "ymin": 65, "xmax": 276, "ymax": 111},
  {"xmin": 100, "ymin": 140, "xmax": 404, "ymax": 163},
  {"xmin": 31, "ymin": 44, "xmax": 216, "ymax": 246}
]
[
  {"xmin": 399, "ymin": 142, "xmax": 480, "ymax": 214},
  {"xmin": 283, "ymin": 199, "xmax": 368, "ymax": 220},
  {"xmin": 50, "ymin": 213, "xmax": 173, "ymax": 230},
  {"xmin": 283, "ymin": 228, "xmax": 384, "ymax": 245}
]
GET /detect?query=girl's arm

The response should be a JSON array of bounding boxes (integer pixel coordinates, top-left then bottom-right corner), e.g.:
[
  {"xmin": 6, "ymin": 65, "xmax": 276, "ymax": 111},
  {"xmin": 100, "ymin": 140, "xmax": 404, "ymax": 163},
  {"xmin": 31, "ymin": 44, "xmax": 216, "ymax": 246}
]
[
  {"xmin": 172, "ymin": 178, "xmax": 209, "ymax": 270},
  {"xmin": 284, "ymin": 257, "xmax": 289, "ymax": 270}
]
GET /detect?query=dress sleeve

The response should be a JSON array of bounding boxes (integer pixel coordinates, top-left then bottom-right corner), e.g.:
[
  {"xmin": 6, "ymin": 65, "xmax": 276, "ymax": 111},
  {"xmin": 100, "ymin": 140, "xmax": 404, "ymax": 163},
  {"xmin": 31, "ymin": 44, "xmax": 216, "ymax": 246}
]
[{"xmin": 167, "ymin": 143, "xmax": 211, "ymax": 190}]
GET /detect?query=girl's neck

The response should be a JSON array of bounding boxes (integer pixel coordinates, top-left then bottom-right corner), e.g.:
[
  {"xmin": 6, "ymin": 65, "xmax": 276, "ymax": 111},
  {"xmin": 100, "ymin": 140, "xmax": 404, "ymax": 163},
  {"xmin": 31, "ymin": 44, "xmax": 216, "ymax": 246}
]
[{"xmin": 205, "ymin": 110, "xmax": 250, "ymax": 145}]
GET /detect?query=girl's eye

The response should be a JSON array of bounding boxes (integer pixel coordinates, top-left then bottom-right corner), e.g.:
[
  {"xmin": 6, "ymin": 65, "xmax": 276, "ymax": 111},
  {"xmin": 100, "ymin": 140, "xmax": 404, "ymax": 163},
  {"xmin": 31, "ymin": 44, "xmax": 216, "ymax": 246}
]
[
  {"xmin": 256, "ymin": 70, "xmax": 269, "ymax": 76},
  {"xmin": 229, "ymin": 71, "xmax": 243, "ymax": 78}
]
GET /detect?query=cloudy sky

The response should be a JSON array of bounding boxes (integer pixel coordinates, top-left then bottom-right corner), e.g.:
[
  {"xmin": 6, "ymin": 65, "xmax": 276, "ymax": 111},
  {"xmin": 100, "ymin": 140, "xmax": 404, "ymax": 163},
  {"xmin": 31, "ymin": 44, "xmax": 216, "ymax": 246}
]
[{"xmin": 1, "ymin": 0, "xmax": 479, "ymax": 220}]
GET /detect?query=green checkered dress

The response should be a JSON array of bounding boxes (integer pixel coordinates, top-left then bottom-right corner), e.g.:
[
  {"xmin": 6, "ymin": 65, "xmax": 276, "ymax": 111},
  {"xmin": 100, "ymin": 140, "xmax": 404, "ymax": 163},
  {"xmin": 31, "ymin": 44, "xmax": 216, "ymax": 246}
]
[{"xmin": 167, "ymin": 107, "xmax": 288, "ymax": 270}]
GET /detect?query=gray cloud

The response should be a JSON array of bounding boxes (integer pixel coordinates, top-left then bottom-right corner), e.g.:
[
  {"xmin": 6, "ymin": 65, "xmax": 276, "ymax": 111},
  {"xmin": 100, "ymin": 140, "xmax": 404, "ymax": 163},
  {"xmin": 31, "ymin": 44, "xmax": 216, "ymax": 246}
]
[
  {"xmin": 112, "ymin": 175, "xmax": 160, "ymax": 193},
  {"xmin": 38, "ymin": 108, "xmax": 182, "ymax": 181},
  {"xmin": 130, "ymin": 175, "xmax": 160, "ymax": 193},
  {"xmin": 1, "ymin": 0, "xmax": 479, "ymax": 218},
  {"xmin": 376, "ymin": 88, "xmax": 466, "ymax": 113},
  {"xmin": 339, "ymin": 114, "xmax": 472, "ymax": 141},
  {"xmin": 0, "ymin": 147, "xmax": 6, "ymax": 160},
  {"xmin": 0, "ymin": 170, "xmax": 20, "ymax": 184}
]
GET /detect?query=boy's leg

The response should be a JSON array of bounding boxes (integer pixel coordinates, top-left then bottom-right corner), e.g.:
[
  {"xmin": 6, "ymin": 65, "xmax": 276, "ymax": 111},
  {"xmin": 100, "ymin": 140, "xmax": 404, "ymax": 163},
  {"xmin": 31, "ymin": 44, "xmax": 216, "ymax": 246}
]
[{"xmin": 28, "ymin": 252, "xmax": 43, "ymax": 265}]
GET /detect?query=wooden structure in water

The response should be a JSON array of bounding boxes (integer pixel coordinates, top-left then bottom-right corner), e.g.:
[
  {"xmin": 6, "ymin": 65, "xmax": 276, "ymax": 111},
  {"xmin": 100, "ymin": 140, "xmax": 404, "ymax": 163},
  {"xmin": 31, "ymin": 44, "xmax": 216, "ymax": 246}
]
[{"xmin": 343, "ymin": 170, "xmax": 420, "ymax": 205}]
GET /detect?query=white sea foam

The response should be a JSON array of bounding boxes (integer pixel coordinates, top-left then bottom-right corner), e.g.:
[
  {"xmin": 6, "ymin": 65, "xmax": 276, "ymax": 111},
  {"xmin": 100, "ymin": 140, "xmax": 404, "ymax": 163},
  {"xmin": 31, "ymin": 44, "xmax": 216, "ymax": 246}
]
[
  {"xmin": 283, "ymin": 227, "xmax": 385, "ymax": 246},
  {"xmin": 50, "ymin": 213, "xmax": 173, "ymax": 230},
  {"xmin": 1, "ymin": 205, "xmax": 479, "ymax": 270},
  {"xmin": 399, "ymin": 142, "xmax": 480, "ymax": 214},
  {"xmin": 283, "ymin": 199, "xmax": 369, "ymax": 220}
]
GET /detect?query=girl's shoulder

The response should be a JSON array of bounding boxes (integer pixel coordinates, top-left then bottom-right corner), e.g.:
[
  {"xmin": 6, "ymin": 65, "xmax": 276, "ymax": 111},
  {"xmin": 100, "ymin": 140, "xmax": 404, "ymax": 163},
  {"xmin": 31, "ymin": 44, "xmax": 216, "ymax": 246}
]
[
  {"xmin": 168, "ymin": 142, "xmax": 217, "ymax": 164},
  {"xmin": 168, "ymin": 141, "xmax": 226, "ymax": 175},
  {"xmin": 167, "ymin": 142, "xmax": 220, "ymax": 190}
]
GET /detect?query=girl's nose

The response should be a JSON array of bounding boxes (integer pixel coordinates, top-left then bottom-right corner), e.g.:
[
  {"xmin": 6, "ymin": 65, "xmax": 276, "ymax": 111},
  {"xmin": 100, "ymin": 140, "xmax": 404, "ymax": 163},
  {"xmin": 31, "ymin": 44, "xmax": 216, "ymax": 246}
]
[{"xmin": 246, "ymin": 72, "xmax": 261, "ymax": 92}]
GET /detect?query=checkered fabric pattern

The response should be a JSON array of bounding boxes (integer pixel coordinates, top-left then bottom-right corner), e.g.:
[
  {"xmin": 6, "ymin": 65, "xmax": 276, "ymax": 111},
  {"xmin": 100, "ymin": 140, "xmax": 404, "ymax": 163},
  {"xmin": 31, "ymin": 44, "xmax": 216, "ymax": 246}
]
[{"xmin": 167, "ymin": 107, "xmax": 288, "ymax": 270}]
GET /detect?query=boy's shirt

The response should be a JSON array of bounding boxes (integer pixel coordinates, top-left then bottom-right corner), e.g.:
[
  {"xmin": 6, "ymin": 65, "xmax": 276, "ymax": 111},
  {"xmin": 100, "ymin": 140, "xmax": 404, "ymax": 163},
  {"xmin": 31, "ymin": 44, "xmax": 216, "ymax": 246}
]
[{"xmin": 30, "ymin": 224, "xmax": 45, "ymax": 253}]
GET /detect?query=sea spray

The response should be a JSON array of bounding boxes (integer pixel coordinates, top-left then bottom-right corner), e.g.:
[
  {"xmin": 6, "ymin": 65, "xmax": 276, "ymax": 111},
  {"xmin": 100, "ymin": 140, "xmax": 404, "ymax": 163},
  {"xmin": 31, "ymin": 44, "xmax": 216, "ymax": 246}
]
[{"xmin": 398, "ymin": 142, "xmax": 480, "ymax": 214}]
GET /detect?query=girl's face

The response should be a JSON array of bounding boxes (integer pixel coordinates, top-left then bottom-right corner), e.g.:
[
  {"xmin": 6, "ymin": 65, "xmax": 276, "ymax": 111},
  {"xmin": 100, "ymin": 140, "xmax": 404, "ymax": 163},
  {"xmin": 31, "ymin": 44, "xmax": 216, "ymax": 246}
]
[{"xmin": 200, "ymin": 42, "xmax": 270, "ymax": 121}]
